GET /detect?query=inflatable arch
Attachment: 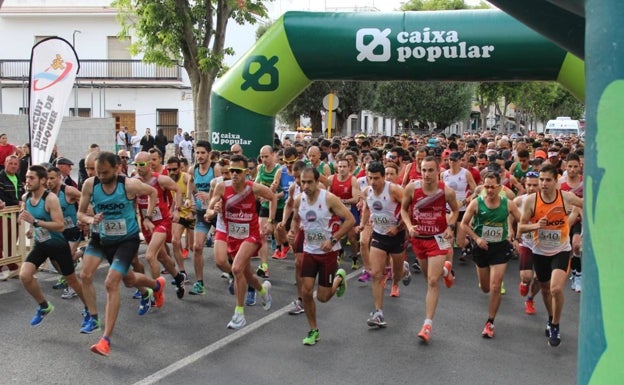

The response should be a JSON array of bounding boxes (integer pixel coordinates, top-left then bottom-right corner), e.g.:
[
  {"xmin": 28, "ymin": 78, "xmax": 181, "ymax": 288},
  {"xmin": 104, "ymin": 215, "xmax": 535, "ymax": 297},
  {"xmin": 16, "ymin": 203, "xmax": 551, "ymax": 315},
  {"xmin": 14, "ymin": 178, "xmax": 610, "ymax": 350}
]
[{"xmin": 210, "ymin": 9, "xmax": 584, "ymax": 155}]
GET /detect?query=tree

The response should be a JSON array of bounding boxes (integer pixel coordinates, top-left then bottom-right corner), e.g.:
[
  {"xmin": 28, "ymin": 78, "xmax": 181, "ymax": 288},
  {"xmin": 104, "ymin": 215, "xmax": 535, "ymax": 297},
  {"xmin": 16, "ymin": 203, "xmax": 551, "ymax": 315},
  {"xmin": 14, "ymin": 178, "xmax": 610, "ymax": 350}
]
[
  {"xmin": 112, "ymin": 0, "xmax": 269, "ymax": 141},
  {"xmin": 401, "ymin": 0, "xmax": 489, "ymax": 11}
]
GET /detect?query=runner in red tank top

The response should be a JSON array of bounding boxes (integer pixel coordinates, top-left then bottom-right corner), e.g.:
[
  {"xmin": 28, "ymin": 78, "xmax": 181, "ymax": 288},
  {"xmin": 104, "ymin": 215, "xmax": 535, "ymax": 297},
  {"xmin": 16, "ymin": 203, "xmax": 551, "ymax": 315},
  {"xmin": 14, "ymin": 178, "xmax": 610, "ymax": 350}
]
[{"xmin": 205, "ymin": 154, "xmax": 277, "ymax": 330}]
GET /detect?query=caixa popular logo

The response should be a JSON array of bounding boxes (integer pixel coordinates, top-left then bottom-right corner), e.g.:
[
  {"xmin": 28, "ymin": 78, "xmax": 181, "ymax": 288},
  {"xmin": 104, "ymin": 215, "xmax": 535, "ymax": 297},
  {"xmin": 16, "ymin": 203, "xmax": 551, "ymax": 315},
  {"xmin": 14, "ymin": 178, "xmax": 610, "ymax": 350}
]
[
  {"xmin": 32, "ymin": 54, "xmax": 75, "ymax": 91},
  {"xmin": 355, "ymin": 27, "xmax": 495, "ymax": 63},
  {"xmin": 97, "ymin": 202, "xmax": 126, "ymax": 211}
]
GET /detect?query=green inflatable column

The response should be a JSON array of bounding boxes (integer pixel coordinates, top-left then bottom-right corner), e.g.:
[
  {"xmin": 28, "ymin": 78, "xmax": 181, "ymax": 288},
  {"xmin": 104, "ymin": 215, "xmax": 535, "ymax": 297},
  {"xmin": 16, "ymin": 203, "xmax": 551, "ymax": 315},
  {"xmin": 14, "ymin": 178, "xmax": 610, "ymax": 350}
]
[{"xmin": 582, "ymin": 0, "xmax": 624, "ymax": 384}]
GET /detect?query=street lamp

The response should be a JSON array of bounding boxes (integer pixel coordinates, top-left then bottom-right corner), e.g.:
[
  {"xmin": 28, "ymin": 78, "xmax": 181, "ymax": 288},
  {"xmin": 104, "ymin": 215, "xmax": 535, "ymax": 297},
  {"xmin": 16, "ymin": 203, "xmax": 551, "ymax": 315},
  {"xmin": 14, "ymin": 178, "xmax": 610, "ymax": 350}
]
[{"xmin": 72, "ymin": 30, "xmax": 81, "ymax": 48}]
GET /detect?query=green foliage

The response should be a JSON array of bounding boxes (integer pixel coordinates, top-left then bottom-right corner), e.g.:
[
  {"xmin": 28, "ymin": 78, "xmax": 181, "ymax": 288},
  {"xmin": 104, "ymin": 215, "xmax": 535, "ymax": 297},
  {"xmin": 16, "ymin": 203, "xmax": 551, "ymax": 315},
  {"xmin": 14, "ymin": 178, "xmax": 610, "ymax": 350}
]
[{"xmin": 401, "ymin": 0, "xmax": 489, "ymax": 11}]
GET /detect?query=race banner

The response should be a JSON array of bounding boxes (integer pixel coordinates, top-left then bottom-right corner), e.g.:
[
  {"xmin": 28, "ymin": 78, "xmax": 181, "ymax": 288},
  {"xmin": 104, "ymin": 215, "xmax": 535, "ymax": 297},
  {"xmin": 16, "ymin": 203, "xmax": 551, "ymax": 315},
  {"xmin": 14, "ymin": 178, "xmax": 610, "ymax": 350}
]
[{"xmin": 29, "ymin": 37, "xmax": 80, "ymax": 165}]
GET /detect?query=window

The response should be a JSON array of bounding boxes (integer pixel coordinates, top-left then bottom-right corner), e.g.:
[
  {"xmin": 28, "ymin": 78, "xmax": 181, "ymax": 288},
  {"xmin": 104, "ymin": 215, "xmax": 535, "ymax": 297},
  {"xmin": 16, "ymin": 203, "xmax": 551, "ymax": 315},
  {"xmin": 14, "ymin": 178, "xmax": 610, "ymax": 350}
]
[
  {"xmin": 107, "ymin": 36, "xmax": 131, "ymax": 78},
  {"xmin": 156, "ymin": 109, "xmax": 178, "ymax": 142},
  {"xmin": 69, "ymin": 108, "xmax": 91, "ymax": 117},
  {"xmin": 19, "ymin": 107, "xmax": 29, "ymax": 115}
]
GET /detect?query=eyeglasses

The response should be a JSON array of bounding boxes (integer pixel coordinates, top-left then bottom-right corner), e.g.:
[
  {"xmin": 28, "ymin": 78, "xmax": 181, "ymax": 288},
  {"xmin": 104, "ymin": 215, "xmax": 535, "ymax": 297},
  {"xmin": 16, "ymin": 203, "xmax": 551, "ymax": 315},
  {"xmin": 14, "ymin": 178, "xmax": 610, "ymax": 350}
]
[
  {"xmin": 167, "ymin": 167, "xmax": 178, "ymax": 172},
  {"xmin": 134, "ymin": 162, "xmax": 149, "ymax": 167},
  {"xmin": 526, "ymin": 171, "xmax": 539, "ymax": 178},
  {"xmin": 297, "ymin": 152, "xmax": 304, "ymax": 156},
  {"xmin": 121, "ymin": 156, "xmax": 130, "ymax": 160},
  {"xmin": 248, "ymin": 166, "xmax": 256, "ymax": 170},
  {"xmin": 386, "ymin": 155, "xmax": 397, "ymax": 159},
  {"xmin": 229, "ymin": 167, "xmax": 246, "ymax": 174},
  {"xmin": 483, "ymin": 185, "xmax": 499, "ymax": 190},
  {"xmin": 283, "ymin": 158, "xmax": 296, "ymax": 164}
]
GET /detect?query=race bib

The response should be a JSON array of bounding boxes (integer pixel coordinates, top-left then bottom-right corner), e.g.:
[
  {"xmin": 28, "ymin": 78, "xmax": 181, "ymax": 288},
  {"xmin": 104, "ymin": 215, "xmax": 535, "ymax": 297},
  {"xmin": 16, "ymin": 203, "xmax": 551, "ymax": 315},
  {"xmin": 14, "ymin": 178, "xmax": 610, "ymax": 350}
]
[
  {"xmin": 372, "ymin": 215, "xmax": 391, "ymax": 226},
  {"xmin": 481, "ymin": 225, "xmax": 503, "ymax": 243},
  {"xmin": 228, "ymin": 222, "xmax": 249, "ymax": 239},
  {"xmin": 538, "ymin": 229, "xmax": 562, "ymax": 248},
  {"xmin": 434, "ymin": 233, "xmax": 452, "ymax": 250},
  {"xmin": 306, "ymin": 231, "xmax": 327, "ymax": 244},
  {"xmin": 102, "ymin": 219, "xmax": 127, "ymax": 236},
  {"xmin": 34, "ymin": 227, "xmax": 51, "ymax": 243},
  {"xmin": 141, "ymin": 207, "xmax": 163, "ymax": 222},
  {"xmin": 63, "ymin": 216, "xmax": 75, "ymax": 229}
]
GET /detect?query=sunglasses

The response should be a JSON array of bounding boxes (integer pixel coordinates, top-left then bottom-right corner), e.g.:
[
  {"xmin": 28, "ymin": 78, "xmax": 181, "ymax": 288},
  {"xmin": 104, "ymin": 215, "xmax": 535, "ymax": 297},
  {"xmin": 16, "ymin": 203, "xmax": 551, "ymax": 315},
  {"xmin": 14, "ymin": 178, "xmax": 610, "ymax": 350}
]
[
  {"xmin": 134, "ymin": 162, "xmax": 149, "ymax": 167},
  {"xmin": 248, "ymin": 166, "xmax": 256, "ymax": 170},
  {"xmin": 526, "ymin": 171, "xmax": 539, "ymax": 178},
  {"xmin": 121, "ymin": 156, "xmax": 130, "ymax": 160},
  {"xmin": 167, "ymin": 167, "xmax": 178, "ymax": 172},
  {"xmin": 229, "ymin": 167, "xmax": 246, "ymax": 174},
  {"xmin": 283, "ymin": 158, "xmax": 296, "ymax": 164},
  {"xmin": 484, "ymin": 185, "xmax": 499, "ymax": 190}
]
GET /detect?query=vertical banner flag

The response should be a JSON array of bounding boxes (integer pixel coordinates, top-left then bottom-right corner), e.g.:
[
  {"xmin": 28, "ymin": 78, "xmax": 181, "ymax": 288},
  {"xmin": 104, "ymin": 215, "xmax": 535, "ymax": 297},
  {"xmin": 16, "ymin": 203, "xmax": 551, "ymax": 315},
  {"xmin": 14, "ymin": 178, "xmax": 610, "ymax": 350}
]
[{"xmin": 29, "ymin": 37, "xmax": 80, "ymax": 165}]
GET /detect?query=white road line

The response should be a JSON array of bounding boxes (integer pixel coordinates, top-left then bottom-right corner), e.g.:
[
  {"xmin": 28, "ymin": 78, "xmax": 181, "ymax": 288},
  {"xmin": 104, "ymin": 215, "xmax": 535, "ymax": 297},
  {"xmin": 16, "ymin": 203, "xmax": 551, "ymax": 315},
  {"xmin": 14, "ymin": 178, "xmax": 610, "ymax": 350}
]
[{"xmin": 132, "ymin": 269, "xmax": 361, "ymax": 385}]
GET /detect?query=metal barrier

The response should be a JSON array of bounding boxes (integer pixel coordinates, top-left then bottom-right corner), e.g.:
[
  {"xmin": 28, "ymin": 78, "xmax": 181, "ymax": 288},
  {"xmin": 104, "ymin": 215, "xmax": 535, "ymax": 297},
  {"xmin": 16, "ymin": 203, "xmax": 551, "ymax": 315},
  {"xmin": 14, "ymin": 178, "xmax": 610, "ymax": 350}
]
[{"xmin": 0, "ymin": 206, "xmax": 28, "ymax": 269}]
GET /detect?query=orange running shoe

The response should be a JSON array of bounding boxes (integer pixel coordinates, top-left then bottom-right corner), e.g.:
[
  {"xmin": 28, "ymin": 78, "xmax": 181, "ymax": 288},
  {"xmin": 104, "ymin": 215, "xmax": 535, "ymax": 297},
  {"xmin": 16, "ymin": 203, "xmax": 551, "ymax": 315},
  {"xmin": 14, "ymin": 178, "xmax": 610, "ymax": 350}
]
[
  {"xmin": 519, "ymin": 282, "xmax": 529, "ymax": 297},
  {"xmin": 90, "ymin": 337, "xmax": 110, "ymax": 356},
  {"xmin": 390, "ymin": 284, "xmax": 400, "ymax": 297},
  {"xmin": 182, "ymin": 248, "xmax": 189, "ymax": 259},
  {"xmin": 525, "ymin": 299, "xmax": 536, "ymax": 315},
  {"xmin": 482, "ymin": 321, "xmax": 494, "ymax": 338},
  {"xmin": 443, "ymin": 261, "xmax": 455, "ymax": 289},
  {"xmin": 153, "ymin": 276, "xmax": 166, "ymax": 308},
  {"xmin": 418, "ymin": 324, "xmax": 432, "ymax": 343}
]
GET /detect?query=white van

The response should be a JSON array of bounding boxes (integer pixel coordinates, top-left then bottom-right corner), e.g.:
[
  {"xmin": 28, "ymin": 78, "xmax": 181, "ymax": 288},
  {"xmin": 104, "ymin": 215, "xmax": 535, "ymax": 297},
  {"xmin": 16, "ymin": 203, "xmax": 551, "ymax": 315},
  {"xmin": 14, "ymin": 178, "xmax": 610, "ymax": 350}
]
[
  {"xmin": 544, "ymin": 117, "xmax": 581, "ymax": 137},
  {"xmin": 278, "ymin": 130, "xmax": 312, "ymax": 142}
]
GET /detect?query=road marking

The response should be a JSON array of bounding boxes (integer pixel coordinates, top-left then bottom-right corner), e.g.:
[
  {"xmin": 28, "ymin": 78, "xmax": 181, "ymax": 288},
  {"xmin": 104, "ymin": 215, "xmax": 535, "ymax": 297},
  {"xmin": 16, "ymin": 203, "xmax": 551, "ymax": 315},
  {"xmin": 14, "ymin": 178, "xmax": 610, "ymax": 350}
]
[{"xmin": 133, "ymin": 269, "xmax": 360, "ymax": 385}]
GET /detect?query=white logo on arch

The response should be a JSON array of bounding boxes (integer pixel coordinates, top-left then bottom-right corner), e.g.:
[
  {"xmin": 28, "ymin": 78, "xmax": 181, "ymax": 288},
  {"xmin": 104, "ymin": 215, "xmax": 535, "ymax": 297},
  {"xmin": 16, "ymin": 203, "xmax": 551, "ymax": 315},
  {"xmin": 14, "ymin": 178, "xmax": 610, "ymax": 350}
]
[
  {"xmin": 211, "ymin": 132, "xmax": 220, "ymax": 145},
  {"xmin": 356, "ymin": 28, "xmax": 392, "ymax": 62}
]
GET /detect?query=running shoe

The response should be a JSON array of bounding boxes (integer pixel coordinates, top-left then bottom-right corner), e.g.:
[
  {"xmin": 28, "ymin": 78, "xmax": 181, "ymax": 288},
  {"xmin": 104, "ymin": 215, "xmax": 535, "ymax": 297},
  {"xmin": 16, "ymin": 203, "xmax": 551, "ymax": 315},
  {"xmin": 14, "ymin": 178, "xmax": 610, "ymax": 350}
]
[
  {"xmin": 519, "ymin": 282, "xmax": 530, "ymax": 297},
  {"xmin": 153, "ymin": 277, "xmax": 166, "ymax": 308},
  {"xmin": 261, "ymin": 281, "xmax": 272, "ymax": 310},
  {"xmin": 160, "ymin": 269, "xmax": 169, "ymax": 275},
  {"xmin": 281, "ymin": 245, "xmax": 291, "ymax": 259},
  {"xmin": 412, "ymin": 260, "xmax": 422, "ymax": 273},
  {"xmin": 245, "ymin": 289, "xmax": 257, "ymax": 306},
  {"xmin": 358, "ymin": 270, "xmax": 371, "ymax": 283},
  {"xmin": 256, "ymin": 263, "xmax": 269, "ymax": 278},
  {"xmin": 227, "ymin": 312, "xmax": 246, "ymax": 330},
  {"xmin": 90, "ymin": 338, "xmax": 110, "ymax": 357},
  {"xmin": 402, "ymin": 261, "xmax": 412, "ymax": 286},
  {"xmin": 206, "ymin": 234, "xmax": 214, "ymax": 248},
  {"xmin": 335, "ymin": 268, "xmax": 347, "ymax": 298},
  {"xmin": 572, "ymin": 275, "xmax": 582, "ymax": 293},
  {"xmin": 500, "ymin": 281, "xmax": 506, "ymax": 295},
  {"xmin": 418, "ymin": 324, "xmax": 432, "ymax": 343},
  {"xmin": 351, "ymin": 255, "xmax": 361, "ymax": 270},
  {"xmin": 52, "ymin": 277, "xmax": 67, "ymax": 290},
  {"xmin": 302, "ymin": 329, "xmax": 320, "ymax": 346},
  {"xmin": 337, "ymin": 251, "xmax": 344, "ymax": 266},
  {"xmin": 482, "ymin": 321, "xmax": 494, "ymax": 338},
  {"xmin": 61, "ymin": 286, "xmax": 78, "ymax": 299},
  {"xmin": 228, "ymin": 277, "xmax": 235, "ymax": 295},
  {"xmin": 30, "ymin": 303, "xmax": 55, "ymax": 327},
  {"xmin": 545, "ymin": 321, "xmax": 552, "ymax": 337},
  {"xmin": 548, "ymin": 324, "xmax": 561, "ymax": 347},
  {"xmin": 80, "ymin": 316, "xmax": 101, "ymax": 334},
  {"xmin": 189, "ymin": 281, "xmax": 206, "ymax": 295},
  {"xmin": 390, "ymin": 284, "xmax": 400, "ymax": 297},
  {"xmin": 288, "ymin": 299, "xmax": 305, "ymax": 315},
  {"xmin": 272, "ymin": 248, "xmax": 284, "ymax": 260},
  {"xmin": 382, "ymin": 267, "xmax": 392, "ymax": 288},
  {"xmin": 81, "ymin": 309, "xmax": 91, "ymax": 328},
  {"xmin": 366, "ymin": 310, "xmax": 387, "ymax": 328},
  {"xmin": 175, "ymin": 282, "xmax": 186, "ymax": 300},
  {"xmin": 138, "ymin": 289, "xmax": 153, "ymax": 316},
  {"xmin": 182, "ymin": 248, "xmax": 189, "ymax": 259},
  {"xmin": 525, "ymin": 299, "xmax": 536, "ymax": 315},
  {"xmin": 443, "ymin": 261, "xmax": 454, "ymax": 289},
  {"xmin": 132, "ymin": 289, "xmax": 142, "ymax": 299},
  {"xmin": 221, "ymin": 272, "xmax": 230, "ymax": 279}
]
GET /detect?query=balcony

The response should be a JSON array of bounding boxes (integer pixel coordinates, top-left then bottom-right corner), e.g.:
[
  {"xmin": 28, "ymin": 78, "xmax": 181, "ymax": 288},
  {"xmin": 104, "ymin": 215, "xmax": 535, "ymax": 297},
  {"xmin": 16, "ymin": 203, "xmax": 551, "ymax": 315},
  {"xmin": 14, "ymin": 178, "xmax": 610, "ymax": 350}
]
[{"xmin": 0, "ymin": 59, "xmax": 181, "ymax": 81}]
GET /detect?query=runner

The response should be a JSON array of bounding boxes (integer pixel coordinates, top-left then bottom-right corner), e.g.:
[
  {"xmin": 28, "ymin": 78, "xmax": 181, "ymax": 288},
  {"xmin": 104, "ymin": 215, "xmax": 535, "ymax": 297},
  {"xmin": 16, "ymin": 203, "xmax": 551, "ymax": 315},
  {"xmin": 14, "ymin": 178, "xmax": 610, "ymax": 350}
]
[
  {"xmin": 288, "ymin": 166, "xmax": 354, "ymax": 345},
  {"xmin": 401, "ymin": 156, "xmax": 458, "ymax": 343},
  {"xmin": 167, "ymin": 156, "xmax": 194, "ymax": 277}
]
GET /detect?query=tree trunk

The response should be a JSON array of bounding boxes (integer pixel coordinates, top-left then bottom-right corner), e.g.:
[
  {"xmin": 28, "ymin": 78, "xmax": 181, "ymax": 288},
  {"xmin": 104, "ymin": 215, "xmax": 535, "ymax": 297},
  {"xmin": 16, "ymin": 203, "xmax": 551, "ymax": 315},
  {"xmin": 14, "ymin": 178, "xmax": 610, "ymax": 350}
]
[{"xmin": 191, "ymin": 71, "xmax": 213, "ymax": 142}]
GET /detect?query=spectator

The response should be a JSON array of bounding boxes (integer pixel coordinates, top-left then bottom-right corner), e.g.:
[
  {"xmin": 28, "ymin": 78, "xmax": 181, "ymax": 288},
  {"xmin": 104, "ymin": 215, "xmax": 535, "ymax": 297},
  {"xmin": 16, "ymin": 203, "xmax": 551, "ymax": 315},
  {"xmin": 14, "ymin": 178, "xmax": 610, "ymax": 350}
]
[
  {"xmin": 78, "ymin": 144, "xmax": 100, "ymax": 190},
  {"xmin": 154, "ymin": 128, "xmax": 168, "ymax": 160},
  {"xmin": 18, "ymin": 143, "xmax": 30, "ymax": 183},
  {"xmin": 130, "ymin": 129, "xmax": 141, "ymax": 157},
  {"xmin": 0, "ymin": 133, "xmax": 23, "ymax": 171},
  {"xmin": 179, "ymin": 133, "xmax": 194, "ymax": 162},
  {"xmin": 173, "ymin": 127, "xmax": 184, "ymax": 157},
  {"xmin": 116, "ymin": 126, "xmax": 128, "ymax": 152},
  {"xmin": 0, "ymin": 155, "xmax": 24, "ymax": 279},
  {"xmin": 140, "ymin": 128, "xmax": 155, "ymax": 152},
  {"xmin": 55, "ymin": 157, "xmax": 78, "ymax": 189}
]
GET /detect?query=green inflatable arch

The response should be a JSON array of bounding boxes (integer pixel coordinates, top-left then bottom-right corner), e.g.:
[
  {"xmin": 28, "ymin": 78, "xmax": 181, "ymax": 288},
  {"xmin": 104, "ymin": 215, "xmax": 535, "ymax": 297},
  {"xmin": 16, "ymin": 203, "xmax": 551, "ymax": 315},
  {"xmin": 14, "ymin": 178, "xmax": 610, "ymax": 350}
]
[{"xmin": 210, "ymin": 9, "xmax": 584, "ymax": 156}]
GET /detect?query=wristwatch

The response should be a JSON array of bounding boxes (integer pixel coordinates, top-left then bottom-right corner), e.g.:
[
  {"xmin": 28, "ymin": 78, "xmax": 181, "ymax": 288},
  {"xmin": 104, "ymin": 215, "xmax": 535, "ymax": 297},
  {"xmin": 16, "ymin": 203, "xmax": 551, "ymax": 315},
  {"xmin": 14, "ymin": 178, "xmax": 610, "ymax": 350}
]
[
  {"xmin": 267, "ymin": 218, "xmax": 274, "ymax": 224},
  {"xmin": 33, "ymin": 219, "xmax": 39, "ymax": 227},
  {"xmin": 448, "ymin": 223, "xmax": 456, "ymax": 231},
  {"xmin": 330, "ymin": 236, "xmax": 338, "ymax": 245}
]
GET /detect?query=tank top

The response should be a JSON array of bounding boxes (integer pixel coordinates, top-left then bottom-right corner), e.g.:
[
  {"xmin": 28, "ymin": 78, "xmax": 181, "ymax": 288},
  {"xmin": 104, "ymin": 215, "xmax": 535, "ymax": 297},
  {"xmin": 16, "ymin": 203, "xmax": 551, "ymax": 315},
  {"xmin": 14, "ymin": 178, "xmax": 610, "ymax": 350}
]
[
  {"xmin": 299, "ymin": 189, "xmax": 341, "ymax": 254},
  {"xmin": 560, "ymin": 176, "xmax": 583, "ymax": 198},
  {"xmin": 257, "ymin": 163, "xmax": 283, "ymax": 209},
  {"xmin": 410, "ymin": 181, "xmax": 447, "ymax": 236},
  {"xmin": 513, "ymin": 162, "xmax": 533, "ymax": 181},
  {"xmin": 91, "ymin": 175, "xmax": 139, "ymax": 244},
  {"xmin": 517, "ymin": 194, "xmax": 534, "ymax": 249},
  {"xmin": 279, "ymin": 165, "xmax": 296, "ymax": 203},
  {"xmin": 442, "ymin": 167, "xmax": 470, "ymax": 211},
  {"xmin": 473, "ymin": 196, "xmax": 509, "ymax": 244},
  {"xmin": 366, "ymin": 181, "xmax": 400, "ymax": 235},
  {"xmin": 407, "ymin": 162, "xmax": 422, "ymax": 182},
  {"xmin": 136, "ymin": 172, "xmax": 171, "ymax": 223},
  {"xmin": 330, "ymin": 174, "xmax": 353, "ymax": 201},
  {"xmin": 223, "ymin": 180, "xmax": 260, "ymax": 240},
  {"xmin": 175, "ymin": 172, "xmax": 192, "ymax": 217},
  {"xmin": 213, "ymin": 176, "xmax": 226, "ymax": 233},
  {"xmin": 26, "ymin": 191, "xmax": 65, "ymax": 244},
  {"xmin": 58, "ymin": 185, "xmax": 78, "ymax": 229},
  {"xmin": 193, "ymin": 163, "xmax": 215, "ymax": 210},
  {"xmin": 531, "ymin": 190, "xmax": 571, "ymax": 256}
]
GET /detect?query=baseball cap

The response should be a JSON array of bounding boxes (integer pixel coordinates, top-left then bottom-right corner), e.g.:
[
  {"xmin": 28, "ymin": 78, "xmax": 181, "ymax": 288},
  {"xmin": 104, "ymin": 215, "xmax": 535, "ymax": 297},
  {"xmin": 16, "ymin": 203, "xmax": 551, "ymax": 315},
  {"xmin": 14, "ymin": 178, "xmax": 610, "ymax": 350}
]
[
  {"xmin": 442, "ymin": 149, "xmax": 451, "ymax": 159},
  {"xmin": 426, "ymin": 138, "xmax": 438, "ymax": 148},
  {"xmin": 534, "ymin": 150, "xmax": 547, "ymax": 160},
  {"xmin": 485, "ymin": 149, "xmax": 498, "ymax": 157}
]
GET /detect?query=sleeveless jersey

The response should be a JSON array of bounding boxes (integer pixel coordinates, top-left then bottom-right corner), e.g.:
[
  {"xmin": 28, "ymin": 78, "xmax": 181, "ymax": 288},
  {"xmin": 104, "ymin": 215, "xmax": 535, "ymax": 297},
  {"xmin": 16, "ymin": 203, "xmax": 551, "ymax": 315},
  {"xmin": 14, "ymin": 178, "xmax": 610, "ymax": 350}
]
[
  {"xmin": 330, "ymin": 175, "xmax": 353, "ymax": 201},
  {"xmin": 299, "ymin": 189, "xmax": 341, "ymax": 254},
  {"xmin": 58, "ymin": 185, "xmax": 78, "ymax": 229},
  {"xmin": 27, "ymin": 191, "xmax": 65, "ymax": 244},
  {"xmin": 257, "ymin": 163, "xmax": 284, "ymax": 209},
  {"xmin": 513, "ymin": 162, "xmax": 533, "ymax": 182},
  {"xmin": 213, "ymin": 176, "xmax": 226, "ymax": 233},
  {"xmin": 473, "ymin": 196, "xmax": 509, "ymax": 244},
  {"xmin": 193, "ymin": 163, "xmax": 215, "ymax": 210},
  {"xmin": 560, "ymin": 176, "xmax": 583, "ymax": 198},
  {"xmin": 175, "ymin": 172, "xmax": 192, "ymax": 218},
  {"xmin": 279, "ymin": 165, "xmax": 296, "ymax": 203},
  {"xmin": 517, "ymin": 194, "xmax": 534, "ymax": 249},
  {"xmin": 223, "ymin": 180, "xmax": 260, "ymax": 240},
  {"xmin": 531, "ymin": 190, "xmax": 571, "ymax": 255},
  {"xmin": 366, "ymin": 181, "xmax": 400, "ymax": 235},
  {"xmin": 441, "ymin": 167, "xmax": 470, "ymax": 211},
  {"xmin": 136, "ymin": 172, "xmax": 171, "ymax": 223},
  {"xmin": 92, "ymin": 175, "xmax": 139, "ymax": 244},
  {"xmin": 410, "ymin": 181, "xmax": 448, "ymax": 236}
]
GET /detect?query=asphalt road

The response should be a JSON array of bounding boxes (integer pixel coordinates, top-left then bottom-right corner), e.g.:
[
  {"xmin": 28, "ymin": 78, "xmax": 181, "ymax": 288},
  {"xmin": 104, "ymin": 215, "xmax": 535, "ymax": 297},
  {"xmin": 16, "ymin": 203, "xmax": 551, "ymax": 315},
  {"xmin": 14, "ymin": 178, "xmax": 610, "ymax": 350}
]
[{"xmin": 0, "ymin": 245, "xmax": 579, "ymax": 385}]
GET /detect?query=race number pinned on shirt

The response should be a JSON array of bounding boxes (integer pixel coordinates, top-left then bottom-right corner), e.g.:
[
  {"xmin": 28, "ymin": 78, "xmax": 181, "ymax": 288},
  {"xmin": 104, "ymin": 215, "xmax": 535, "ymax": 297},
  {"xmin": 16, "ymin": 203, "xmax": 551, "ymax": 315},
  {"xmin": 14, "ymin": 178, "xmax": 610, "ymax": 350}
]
[
  {"xmin": 34, "ymin": 227, "xmax": 51, "ymax": 243},
  {"xmin": 538, "ymin": 229, "xmax": 562, "ymax": 248},
  {"xmin": 102, "ymin": 219, "xmax": 127, "ymax": 236},
  {"xmin": 434, "ymin": 233, "xmax": 452, "ymax": 250},
  {"xmin": 63, "ymin": 216, "xmax": 74, "ymax": 229},
  {"xmin": 228, "ymin": 222, "xmax": 250, "ymax": 239},
  {"xmin": 306, "ymin": 231, "xmax": 327, "ymax": 245},
  {"xmin": 142, "ymin": 207, "xmax": 163, "ymax": 222},
  {"xmin": 481, "ymin": 225, "xmax": 503, "ymax": 243}
]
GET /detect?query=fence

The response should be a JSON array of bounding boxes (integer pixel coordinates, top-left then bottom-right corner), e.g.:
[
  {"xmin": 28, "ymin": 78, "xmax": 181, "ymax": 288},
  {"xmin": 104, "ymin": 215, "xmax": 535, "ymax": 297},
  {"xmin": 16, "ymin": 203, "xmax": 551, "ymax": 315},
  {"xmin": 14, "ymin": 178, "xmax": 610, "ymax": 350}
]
[{"xmin": 0, "ymin": 206, "xmax": 28, "ymax": 270}]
